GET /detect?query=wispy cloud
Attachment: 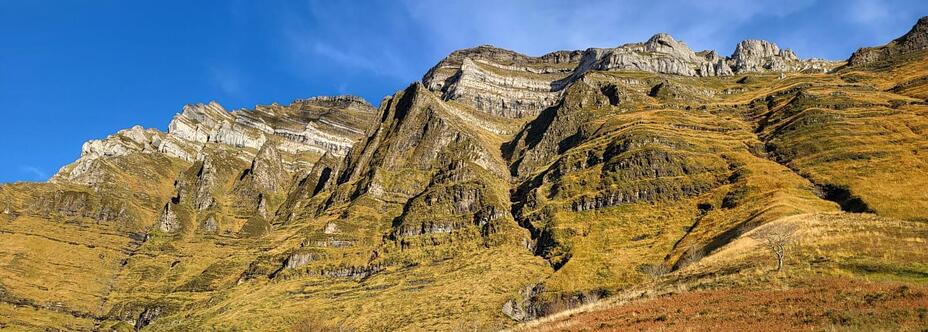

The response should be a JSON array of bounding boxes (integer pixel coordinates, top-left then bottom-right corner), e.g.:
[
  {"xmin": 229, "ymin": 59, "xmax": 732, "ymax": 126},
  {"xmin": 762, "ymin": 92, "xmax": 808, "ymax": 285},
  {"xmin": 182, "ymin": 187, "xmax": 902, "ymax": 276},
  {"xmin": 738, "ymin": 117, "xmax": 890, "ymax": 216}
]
[
  {"xmin": 310, "ymin": 42, "xmax": 378, "ymax": 73},
  {"xmin": 397, "ymin": 0, "xmax": 819, "ymax": 56},
  {"xmin": 19, "ymin": 165, "xmax": 47, "ymax": 181},
  {"xmin": 279, "ymin": 1, "xmax": 421, "ymax": 82},
  {"xmin": 208, "ymin": 65, "xmax": 244, "ymax": 98},
  {"xmin": 269, "ymin": 0, "xmax": 927, "ymax": 103},
  {"xmin": 848, "ymin": 0, "xmax": 891, "ymax": 24}
]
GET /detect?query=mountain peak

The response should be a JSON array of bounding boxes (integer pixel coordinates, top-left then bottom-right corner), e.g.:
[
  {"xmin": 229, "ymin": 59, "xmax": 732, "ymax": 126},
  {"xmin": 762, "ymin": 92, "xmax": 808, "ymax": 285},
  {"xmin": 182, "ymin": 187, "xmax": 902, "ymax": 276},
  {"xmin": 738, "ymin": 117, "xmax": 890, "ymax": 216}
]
[
  {"xmin": 848, "ymin": 15, "xmax": 928, "ymax": 66},
  {"xmin": 644, "ymin": 33, "xmax": 697, "ymax": 57},
  {"xmin": 645, "ymin": 32, "xmax": 677, "ymax": 46},
  {"xmin": 915, "ymin": 15, "xmax": 928, "ymax": 32},
  {"xmin": 732, "ymin": 39, "xmax": 781, "ymax": 59}
]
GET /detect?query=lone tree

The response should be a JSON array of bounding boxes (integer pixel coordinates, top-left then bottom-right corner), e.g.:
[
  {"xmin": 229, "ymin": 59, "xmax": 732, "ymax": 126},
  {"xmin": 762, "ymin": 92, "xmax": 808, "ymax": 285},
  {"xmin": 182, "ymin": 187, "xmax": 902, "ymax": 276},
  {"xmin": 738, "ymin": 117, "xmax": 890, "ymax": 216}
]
[{"xmin": 752, "ymin": 222, "xmax": 799, "ymax": 272}]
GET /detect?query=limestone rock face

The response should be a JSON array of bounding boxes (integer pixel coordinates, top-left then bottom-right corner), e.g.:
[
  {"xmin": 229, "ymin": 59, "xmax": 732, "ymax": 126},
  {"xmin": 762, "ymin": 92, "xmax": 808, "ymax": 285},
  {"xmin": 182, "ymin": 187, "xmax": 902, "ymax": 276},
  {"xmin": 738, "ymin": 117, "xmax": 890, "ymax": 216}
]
[
  {"xmin": 442, "ymin": 58, "xmax": 563, "ymax": 118},
  {"xmin": 53, "ymin": 125, "xmax": 162, "ymax": 185},
  {"xmin": 423, "ymin": 45, "xmax": 582, "ymax": 92},
  {"xmin": 423, "ymin": 34, "xmax": 841, "ymax": 120},
  {"xmin": 575, "ymin": 35, "xmax": 835, "ymax": 78},
  {"xmin": 849, "ymin": 16, "xmax": 928, "ymax": 66},
  {"xmin": 423, "ymin": 46, "xmax": 580, "ymax": 119},
  {"xmin": 731, "ymin": 39, "xmax": 794, "ymax": 72},
  {"xmin": 250, "ymin": 143, "xmax": 287, "ymax": 194},
  {"xmin": 167, "ymin": 97, "xmax": 376, "ymax": 158},
  {"xmin": 192, "ymin": 157, "xmax": 218, "ymax": 211},
  {"xmin": 577, "ymin": 33, "xmax": 706, "ymax": 77},
  {"xmin": 285, "ymin": 251, "xmax": 322, "ymax": 270},
  {"xmin": 157, "ymin": 203, "xmax": 180, "ymax": 233},
  {"xmin": 52, "ymin": 96, "xmax": 377, "ymax": 184},
  {"xmin": 199, "ymin": 215, "xmax": 218, "ymax": 234}
]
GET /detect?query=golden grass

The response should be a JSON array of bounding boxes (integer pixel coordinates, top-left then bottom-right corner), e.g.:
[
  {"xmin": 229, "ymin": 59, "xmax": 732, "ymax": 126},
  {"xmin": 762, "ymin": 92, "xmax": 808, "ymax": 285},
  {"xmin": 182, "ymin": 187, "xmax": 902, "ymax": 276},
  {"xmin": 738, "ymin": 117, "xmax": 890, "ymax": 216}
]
[
  {"xmin": 2, "ymin": 49, "xmax": 928, "ymax": 332},
  {"xmin": 515, "ymin": 211, "xmax": 928, "ymax": 331}
]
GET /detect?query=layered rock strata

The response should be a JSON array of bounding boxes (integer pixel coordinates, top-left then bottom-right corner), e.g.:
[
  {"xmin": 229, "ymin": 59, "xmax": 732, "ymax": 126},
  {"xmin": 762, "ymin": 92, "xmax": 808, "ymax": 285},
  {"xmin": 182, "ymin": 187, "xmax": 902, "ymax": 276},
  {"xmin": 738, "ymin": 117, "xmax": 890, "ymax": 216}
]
[
  {"xmin": 424, "ymin": 34, "xmax": 840, "ymax": 119},
  {"xmin": 52, "ymin": 96, "xmax": 377, "ymax": 185}
]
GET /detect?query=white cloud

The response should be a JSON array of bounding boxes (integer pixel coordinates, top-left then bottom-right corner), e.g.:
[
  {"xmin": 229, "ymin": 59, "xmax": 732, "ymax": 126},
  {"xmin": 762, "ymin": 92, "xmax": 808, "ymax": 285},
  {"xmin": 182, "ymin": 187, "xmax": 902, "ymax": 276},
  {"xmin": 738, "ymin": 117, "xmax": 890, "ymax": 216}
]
[
  {"xmin": 310, "ymin": 42, "xmax": 379, "ymax": 73},
  {"xmin": 19, "ymin": 165, "xmax": 47, "ymax": 181},
  {"xmin": 209, "ymin": 65, "xmax": 244, "ymax": 98},
  {"xmin": 848, "ymin": 0, "xmax": 891, "ymax": 24},
  {"xmin": 279, "ymin": 2, "xmax": 419, "ymax": 82},
  {"xmin": 395, "ymin": 0, "xmax": 820, "ymax": 57},
  {"xmin": 273, "ymin": 0, "xmax": 925, "ymax": 97}
]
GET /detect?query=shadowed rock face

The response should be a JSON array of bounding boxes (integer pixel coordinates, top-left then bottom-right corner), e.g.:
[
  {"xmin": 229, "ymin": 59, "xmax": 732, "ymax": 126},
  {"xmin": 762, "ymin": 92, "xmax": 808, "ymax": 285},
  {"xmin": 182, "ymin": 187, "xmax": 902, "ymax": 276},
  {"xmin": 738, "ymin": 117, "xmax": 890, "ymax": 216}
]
[{"xmin": 3, "ymin": 17, "xmax": 928, "ymax": 331}]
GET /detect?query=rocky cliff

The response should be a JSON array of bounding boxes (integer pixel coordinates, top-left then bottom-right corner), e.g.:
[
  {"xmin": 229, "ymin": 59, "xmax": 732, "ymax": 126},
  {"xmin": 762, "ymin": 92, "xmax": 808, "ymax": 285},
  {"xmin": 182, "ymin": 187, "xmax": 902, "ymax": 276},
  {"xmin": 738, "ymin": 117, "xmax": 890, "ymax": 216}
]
[
  {"xmin": 848, "ymin": 16, "xmax": 928, "ymax": 66},
  {"xmin": 53, "ymin": 96, "xmax": 376, "ymax": 185},
  {"xmin": 423, "ymin": 33, "xmax": 839, "ymax": 120},
  {"xmin": 2, "ymin": 17, "xmax": 928, "ymax": 332}
]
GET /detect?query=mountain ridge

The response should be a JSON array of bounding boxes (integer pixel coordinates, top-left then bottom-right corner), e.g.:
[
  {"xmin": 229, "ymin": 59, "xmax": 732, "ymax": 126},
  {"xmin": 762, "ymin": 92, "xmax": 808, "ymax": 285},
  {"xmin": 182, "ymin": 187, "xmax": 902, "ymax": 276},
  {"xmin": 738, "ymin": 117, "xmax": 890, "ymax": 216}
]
[{"xmin": 2, "ymin": 16, "xmax": 928, "ymax": 331}]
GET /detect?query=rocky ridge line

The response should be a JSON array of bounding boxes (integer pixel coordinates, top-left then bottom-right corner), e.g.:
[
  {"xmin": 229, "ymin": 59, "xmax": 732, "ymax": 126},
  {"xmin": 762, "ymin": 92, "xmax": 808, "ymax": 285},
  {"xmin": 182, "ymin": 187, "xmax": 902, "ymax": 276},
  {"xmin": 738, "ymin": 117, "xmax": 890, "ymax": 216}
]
[
  {"xmin": 848, "ymin": 16, "xmax": 928, "ymax": 66},
  {"xmin": 52, "ymin": 97, "xmax": 376, "ymax": 185},
  {"xmin": 423, "ymin": 33, "xmax": 841, "ymax": 119}
]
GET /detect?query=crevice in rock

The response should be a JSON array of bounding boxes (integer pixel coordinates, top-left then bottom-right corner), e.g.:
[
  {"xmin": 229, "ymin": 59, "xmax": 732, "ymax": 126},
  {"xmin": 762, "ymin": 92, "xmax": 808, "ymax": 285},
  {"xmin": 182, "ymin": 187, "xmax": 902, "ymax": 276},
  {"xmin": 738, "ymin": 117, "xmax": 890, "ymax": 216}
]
[
  {"xmin": 238, "ymin": 167, "xmax": 252, "ymax": 181},
  {"xmin": 502, "ymin": 103, "xmax": 561, "ymax": 170},
  {"xmin": 816, "ymin": 184, "xmax": 874, "ymax": 213},
  {"xmin": 648, "ymin": 82, "xmax": 665, "ymax": 97},
  {"xmin": 311, "ymin": 167, "xmax": 332, "ymax": 197},
  {"xmin": 599, "ymin": 84, "xmax": 621, "ymax": 106},
  {"xmin": 502, "ymin": 283, "xmax": 611, "ymax": 322},
  {"xmin": 133, "ymin": 307, "xmax": 161, "ymax": 331}
]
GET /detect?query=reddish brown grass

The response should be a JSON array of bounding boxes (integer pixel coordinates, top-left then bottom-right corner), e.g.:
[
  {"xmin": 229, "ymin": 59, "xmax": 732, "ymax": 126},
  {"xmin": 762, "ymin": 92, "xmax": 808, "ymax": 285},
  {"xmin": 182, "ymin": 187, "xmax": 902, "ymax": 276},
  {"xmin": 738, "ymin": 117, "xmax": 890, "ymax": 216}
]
[{"xmin": 526, "ymin": 277, "xmax": 928, "ymax": 331}]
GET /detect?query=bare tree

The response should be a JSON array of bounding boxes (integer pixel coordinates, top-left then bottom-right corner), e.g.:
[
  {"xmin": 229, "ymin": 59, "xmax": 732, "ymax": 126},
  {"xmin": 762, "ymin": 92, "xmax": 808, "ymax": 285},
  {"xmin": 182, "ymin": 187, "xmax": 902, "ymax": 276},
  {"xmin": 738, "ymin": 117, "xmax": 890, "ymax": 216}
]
[
  {"xmin": 681, "ymin": 246, "xmax": 706, "ymax": 267},
  {"xmin": 752, "ymin": 222, "xmax": 799, "ymax": 272},
  {"xmin": 637, "ymin": 263, "xmax": 670, "ymax": 279}
]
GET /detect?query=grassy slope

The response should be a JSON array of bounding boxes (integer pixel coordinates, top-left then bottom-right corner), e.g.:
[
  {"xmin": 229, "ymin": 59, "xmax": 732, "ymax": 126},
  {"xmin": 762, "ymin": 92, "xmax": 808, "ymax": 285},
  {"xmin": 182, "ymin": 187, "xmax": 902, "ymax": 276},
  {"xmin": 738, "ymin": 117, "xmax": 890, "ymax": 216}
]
[
  {"xmin": 0, "ymin": 51, "xmax": 927, "ymax": 332},
  {"xmin": 126, "ymin": 85, "xmax": 551, "ymax": 331},
  {"xmin": 516, "ymin": 212, "xmax": 928, "ymax": 331},
  {"xmin": 515, "ymin": 53, "xmax": 928, "ymax": 330}
]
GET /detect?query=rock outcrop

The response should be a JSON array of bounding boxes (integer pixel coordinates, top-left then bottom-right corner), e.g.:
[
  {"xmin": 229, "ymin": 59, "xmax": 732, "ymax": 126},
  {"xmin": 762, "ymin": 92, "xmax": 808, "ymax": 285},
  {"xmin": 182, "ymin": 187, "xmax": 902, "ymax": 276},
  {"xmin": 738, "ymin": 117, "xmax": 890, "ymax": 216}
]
[
  {"xmin": 157, "ymin": 202, "xmax": 180, "ymax": 233},
  {"xmin": 848, "ymin": 16, "xmax": 928, "ymax": 66},
  {"xmin": 423, "ymin": 34, "xmax": 840, "ymax": 120},
  {"xmin": 52, "ymin": 97, "xmax": 377, "ymax": 185},
  {"xmin": 571, "ymin": 34, "xmax": 836, "ymax": 78},
  {"xmin": 423, "ymin": 45, "xmax": 581, "ymax": 119},
  {"xmin": 730, "ymin": 39, "xmax": 798, "ymax": 72}
]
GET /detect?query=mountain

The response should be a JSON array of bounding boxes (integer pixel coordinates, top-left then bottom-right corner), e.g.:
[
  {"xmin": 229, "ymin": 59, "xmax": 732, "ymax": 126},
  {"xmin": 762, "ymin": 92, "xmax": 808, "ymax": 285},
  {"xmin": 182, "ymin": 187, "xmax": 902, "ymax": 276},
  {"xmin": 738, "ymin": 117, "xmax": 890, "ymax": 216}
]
[
  {"xmin": 848, "ymin": 16, "xmax": 928, "ymax": 67},
  {"xmin": 2, "ymin": 17, "xmax": 928, "ymax": 331}
]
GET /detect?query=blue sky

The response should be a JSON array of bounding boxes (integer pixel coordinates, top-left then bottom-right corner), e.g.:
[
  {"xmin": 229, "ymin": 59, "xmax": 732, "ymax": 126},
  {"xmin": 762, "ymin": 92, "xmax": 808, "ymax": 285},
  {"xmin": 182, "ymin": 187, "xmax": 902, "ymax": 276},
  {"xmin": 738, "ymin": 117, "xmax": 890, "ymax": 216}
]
[{"xmin": 1, "ymin": 0, "xmax": 926, "ymax": 183}]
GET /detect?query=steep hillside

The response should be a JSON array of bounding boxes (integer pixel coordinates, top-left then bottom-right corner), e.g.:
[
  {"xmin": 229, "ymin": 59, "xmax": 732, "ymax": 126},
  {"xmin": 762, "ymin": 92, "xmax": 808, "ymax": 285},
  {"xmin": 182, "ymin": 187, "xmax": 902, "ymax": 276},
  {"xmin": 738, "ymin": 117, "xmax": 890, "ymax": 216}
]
[
  {"xmin": 2, "ymin": 17, "xmax": 928, "ymax": 332},
  {"xmin": 514, "ymin": 17, "xmax": 928, "ymax": 331}
]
